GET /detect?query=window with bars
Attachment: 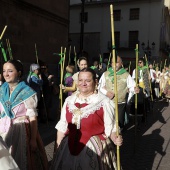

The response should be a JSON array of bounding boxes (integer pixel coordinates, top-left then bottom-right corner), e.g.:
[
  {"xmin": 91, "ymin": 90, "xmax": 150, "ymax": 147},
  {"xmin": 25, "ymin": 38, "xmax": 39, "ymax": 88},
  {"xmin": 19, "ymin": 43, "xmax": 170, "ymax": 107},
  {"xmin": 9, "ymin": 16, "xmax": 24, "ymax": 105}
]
[
  {"xmin": 114, "ymin": 10, "xmax": 121, "ymax": 21},
  {"xmin": 129, "ymin": 8, "xmax": 140, "ymax": 20},
  {"xmin": 129, "ymin": 31, "xmax": 139, "ymax": 49}
]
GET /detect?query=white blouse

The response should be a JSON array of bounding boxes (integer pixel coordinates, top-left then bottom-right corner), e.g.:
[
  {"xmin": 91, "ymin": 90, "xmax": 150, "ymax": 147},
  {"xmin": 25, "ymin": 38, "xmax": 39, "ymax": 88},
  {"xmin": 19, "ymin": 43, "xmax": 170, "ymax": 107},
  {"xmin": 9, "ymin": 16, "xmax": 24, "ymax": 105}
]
[{"xmin": 23, "ymin": 94, "xmax": 38, "ymax": 117}]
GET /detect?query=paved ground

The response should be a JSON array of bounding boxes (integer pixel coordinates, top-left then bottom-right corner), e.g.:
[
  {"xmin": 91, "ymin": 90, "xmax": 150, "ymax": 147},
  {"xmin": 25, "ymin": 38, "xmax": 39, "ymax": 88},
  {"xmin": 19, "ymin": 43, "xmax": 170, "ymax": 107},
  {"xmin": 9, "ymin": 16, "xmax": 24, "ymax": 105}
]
[
  {"xmin": 121, "ymin": 99, "xmax": 170, "ymax": 170},
  {"xmin": 38, "ymin": 121, "xmax": 56, "ymax": 163},
  {"xmin": 39, "ymin": 99, "xmax": 170, "ymax": 170}
]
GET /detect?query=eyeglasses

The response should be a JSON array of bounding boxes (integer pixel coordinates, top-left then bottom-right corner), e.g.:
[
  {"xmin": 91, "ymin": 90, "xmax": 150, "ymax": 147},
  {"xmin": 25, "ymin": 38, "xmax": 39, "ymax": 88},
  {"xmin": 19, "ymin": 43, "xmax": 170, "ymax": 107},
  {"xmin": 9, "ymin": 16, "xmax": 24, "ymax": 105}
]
[{"xmin": 138, "ymin": 61, "xmax": 143, "ymax": 64}]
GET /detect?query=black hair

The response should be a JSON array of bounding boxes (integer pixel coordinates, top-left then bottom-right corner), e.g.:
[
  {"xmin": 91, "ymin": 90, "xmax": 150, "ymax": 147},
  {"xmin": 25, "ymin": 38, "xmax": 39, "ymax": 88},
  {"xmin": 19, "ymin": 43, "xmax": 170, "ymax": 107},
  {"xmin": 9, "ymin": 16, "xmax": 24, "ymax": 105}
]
[
  {"xmin": 78, "ymin": 57, "xmax": 89, "ymax": 66},
  {"xmin": 6, "ymin": 59, "xmax": 24, "ymax": 77},
  {"xmin": 123, "ymin": 63, "xmax": 129, "ymax": 68},
  {"xmin": 79, "ymin": 67, "xmax": 96, "ymax": 81},
  {"xmin": 138, "ymin": 57, "xmax": 145, "ymax": 65}
]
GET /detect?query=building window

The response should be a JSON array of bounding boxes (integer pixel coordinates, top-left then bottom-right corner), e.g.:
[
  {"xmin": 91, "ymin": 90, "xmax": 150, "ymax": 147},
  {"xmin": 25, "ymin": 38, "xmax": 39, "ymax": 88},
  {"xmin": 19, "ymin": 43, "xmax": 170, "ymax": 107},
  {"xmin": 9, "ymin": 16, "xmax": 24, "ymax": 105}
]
[
  {"xmin": 80, "ymin": 12, "xmax": 88, "ymax": 23},
  {"xmin": 115, "ymin": 32, "xmax": 120, "ymax": 48},
  {"xmin": 129, "ymin": 31, "xmax": 138, "ymax": 49},
  {"xmin": 114, "ymin": 10, "xmax": 121, "ymax": 21},
  {"xmin": 129, "ymin": 8, "xmax": 140, "ymax": 20}
]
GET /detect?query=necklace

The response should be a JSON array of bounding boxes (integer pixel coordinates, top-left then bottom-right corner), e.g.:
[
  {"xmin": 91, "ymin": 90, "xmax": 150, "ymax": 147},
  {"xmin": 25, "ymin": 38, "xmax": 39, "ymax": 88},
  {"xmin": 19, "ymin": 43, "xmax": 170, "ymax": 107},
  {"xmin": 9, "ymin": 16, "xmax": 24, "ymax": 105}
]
[
  {"xmin": 9, "ymin": 83, "xmax": 18, "ymax": 92},
  {"xmin": 78, "ymin": 92, "xmax": 94, "ymax": 101}
]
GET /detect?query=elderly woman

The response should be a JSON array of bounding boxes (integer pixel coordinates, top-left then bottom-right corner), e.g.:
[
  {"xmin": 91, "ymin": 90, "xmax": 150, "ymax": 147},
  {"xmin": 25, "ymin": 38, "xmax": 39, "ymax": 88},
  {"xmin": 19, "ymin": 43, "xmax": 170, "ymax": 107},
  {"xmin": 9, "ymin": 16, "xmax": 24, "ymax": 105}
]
[
  {"xmin": 51, "ymin": 68, "xmax": 123, "ymax": 170},
  {"xmin": 27, "ymin": 63, "xmax": 43, "ymax": 101},
  {"xmin": 0, "ymin": 60, "xmax": 48, "ymax": 170}
]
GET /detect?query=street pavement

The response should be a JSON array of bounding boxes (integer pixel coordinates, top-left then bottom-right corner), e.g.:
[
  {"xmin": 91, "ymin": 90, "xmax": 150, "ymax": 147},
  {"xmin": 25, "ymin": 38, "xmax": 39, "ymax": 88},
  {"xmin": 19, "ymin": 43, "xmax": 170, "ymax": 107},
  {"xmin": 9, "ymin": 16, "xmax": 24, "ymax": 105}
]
[
  {"xmin": 38, "ymin": 120, "xmax": 56, "ymax": 163},
  {"xmin": 39, "ymin": 99, "xmax": 170, "ymax": 170}
]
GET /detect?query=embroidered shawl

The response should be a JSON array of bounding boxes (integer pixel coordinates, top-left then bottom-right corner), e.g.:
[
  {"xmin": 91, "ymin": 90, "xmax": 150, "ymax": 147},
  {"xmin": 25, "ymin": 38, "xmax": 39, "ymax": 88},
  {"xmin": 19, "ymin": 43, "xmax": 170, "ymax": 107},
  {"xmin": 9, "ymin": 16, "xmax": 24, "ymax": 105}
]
[{"xmin": 0, "ymin": 81, "xmax": 36, "ymax": 118}]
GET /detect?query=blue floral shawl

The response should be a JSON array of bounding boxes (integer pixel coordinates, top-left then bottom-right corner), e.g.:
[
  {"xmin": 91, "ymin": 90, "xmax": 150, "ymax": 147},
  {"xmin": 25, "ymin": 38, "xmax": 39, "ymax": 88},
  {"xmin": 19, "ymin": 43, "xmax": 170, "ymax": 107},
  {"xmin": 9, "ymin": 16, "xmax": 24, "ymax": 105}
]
[{"xmin": 0, "ymin": 81, "xmax": 36, "ymax": 119}]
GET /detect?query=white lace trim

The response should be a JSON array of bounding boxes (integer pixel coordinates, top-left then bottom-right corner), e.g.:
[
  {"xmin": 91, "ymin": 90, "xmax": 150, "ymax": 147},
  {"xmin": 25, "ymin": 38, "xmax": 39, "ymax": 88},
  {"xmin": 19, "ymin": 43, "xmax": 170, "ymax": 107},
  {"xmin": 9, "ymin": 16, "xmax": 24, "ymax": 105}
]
[
  {"xmin": 56, "ymin": 92, "xmax": 116, "ymax": 133},
  {"xmin": 67, "ymin": 93, "xmax": 106, "ymax": 119}
]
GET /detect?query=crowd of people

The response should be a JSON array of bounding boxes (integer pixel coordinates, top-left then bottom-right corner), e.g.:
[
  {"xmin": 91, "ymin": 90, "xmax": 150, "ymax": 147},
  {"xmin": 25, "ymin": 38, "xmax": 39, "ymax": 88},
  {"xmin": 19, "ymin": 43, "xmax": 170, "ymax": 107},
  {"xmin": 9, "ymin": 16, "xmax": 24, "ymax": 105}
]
[{"xmin": 0, "ymin": 54, "xmax": 170, "ymax": 169}]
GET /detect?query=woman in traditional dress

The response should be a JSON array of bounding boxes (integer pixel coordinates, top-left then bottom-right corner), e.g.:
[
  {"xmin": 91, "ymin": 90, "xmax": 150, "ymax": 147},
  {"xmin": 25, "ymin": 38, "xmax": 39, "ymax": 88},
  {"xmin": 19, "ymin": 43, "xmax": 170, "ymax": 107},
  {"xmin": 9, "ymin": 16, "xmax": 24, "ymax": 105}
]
[
  {"xmin": 160, "ymin": 68, "xmax": 168, "ymax": 97},
  {"xmin": 51, "ymin": 68, "xmax": 123, "ymax": 170},
  {"xmin": 0, "ymin": 60, "xmax": 48, "ymax": 170},
  {"xmin": 27, "ymin": 63, "xmax": 43, "ymax": 101}
]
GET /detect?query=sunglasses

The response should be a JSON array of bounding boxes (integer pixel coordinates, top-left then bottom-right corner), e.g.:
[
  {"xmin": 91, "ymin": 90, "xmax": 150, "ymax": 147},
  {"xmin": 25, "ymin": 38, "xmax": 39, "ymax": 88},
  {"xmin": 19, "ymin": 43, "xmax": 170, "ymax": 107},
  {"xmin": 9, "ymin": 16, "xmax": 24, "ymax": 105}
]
[{"xmin": 138, "ymin": 61, "xmax": 143, "ymax": 64}]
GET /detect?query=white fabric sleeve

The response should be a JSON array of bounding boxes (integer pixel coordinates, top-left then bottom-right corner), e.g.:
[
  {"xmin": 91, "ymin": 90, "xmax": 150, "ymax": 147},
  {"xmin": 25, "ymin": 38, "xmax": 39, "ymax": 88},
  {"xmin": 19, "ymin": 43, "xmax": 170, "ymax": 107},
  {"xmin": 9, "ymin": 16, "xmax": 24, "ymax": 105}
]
[
  {"xmin": 103, "ymin": 99, "xmax": 117, "ymax": 137},
  {"xmin": 126, "ymin": 75, "xmax": 136, "ymax": 102},
  {"xmin": 98, "ymin": 73, "xmax": 108, "ymax": 95},
  {"xmin": 55, "ymin": 98, "xmax": 68, "ymax": 133},
  {"xmin": 127, "ymin": 75, "xmax": 136, "ymax": 93},
  {"xmin": 132, "ymin": 69, "xmax": 135, "ymax": 79},
  {"xmin": 24, "ymin": 94, "xmax": 38, "ymax": 117}
]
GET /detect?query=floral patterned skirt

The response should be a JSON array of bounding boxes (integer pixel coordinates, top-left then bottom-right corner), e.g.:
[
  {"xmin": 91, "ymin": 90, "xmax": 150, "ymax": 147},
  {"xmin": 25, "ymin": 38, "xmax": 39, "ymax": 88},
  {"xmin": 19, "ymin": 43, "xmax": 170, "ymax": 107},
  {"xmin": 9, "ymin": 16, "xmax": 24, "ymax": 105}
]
[{"xmin": 51, "ymin": 136, "xmax": 117, "ymax": 170}]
